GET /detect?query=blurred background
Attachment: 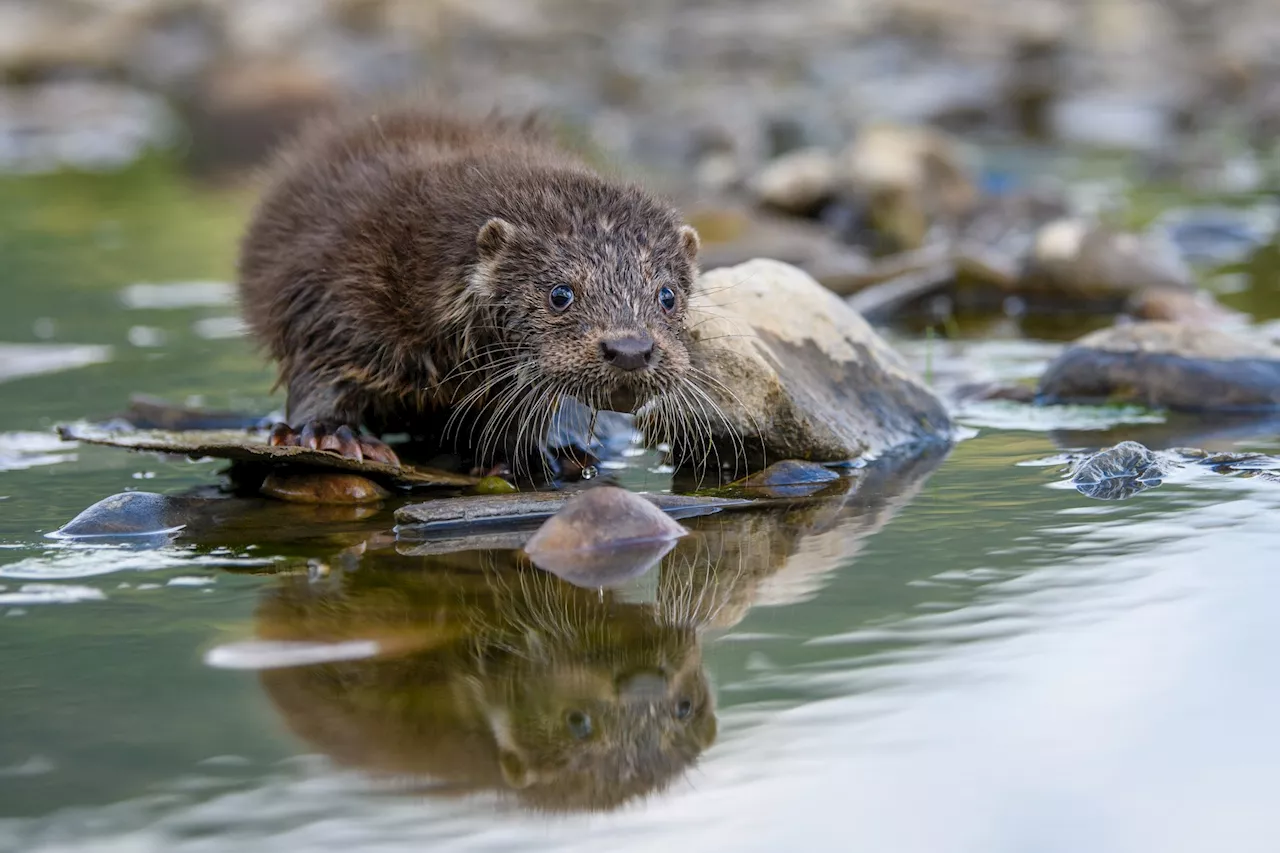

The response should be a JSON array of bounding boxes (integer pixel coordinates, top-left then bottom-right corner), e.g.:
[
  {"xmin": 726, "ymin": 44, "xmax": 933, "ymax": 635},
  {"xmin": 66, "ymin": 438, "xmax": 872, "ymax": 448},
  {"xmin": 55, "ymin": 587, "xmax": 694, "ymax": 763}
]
[
  {"xmin": 5, "ymin": 5, "xmax": 1280, "ymax": 849},
  {"xmin": 2, "ymin": 0, "xmax": 1279, "ymax": 185}
]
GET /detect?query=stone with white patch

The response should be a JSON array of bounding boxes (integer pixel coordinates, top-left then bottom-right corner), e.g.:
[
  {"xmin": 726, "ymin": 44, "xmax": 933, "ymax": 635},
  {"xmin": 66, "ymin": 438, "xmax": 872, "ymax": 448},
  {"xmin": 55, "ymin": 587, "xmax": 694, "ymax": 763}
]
[{"xmin": 649, "ymin": 259, "xmax": 952, "ymax": 472}]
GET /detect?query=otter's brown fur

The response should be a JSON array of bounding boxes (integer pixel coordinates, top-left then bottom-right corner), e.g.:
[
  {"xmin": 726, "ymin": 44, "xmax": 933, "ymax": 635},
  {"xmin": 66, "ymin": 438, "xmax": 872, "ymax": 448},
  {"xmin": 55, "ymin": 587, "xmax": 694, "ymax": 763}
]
[{"xmin": 237, "ymin": 105, "xmax": 701, "ymax": 468}]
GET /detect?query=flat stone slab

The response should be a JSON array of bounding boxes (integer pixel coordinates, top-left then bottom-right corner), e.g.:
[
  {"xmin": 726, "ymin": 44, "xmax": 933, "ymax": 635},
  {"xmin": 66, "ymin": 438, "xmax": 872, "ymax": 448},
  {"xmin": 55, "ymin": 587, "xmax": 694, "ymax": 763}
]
[
  {"xmin": 395, "ymin": 490, "xmax": 751, "ymax": 531},
  {"xmin": 1038, "ymin": 322, "xmax": 1280, "ymax": 411},
  {"xmin": 57, "ymin": 422, "xmax": 477, "ymax": 490}
]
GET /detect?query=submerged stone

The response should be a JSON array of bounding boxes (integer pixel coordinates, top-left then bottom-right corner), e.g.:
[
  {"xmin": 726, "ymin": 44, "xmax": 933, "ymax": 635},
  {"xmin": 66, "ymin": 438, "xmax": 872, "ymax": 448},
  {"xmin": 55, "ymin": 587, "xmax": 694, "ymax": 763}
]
[
  {"xmin": 522, "ymin": 486, "xmax": 689, "ymax": 588},
  {"xmin": 260, "ymin": 471, "xmax": 390, "ymax": 505},
  {"xmin": 741, "ymin": 459, "xmax": 841, "ymax": 488},
  {"xmin": 51, "ymin": 491, "xmax": 189, "ymax": 541},
  {"xmin": 1070, "ymin": 440, "xmax": 1172, "ymax": 500},
  {"xmin": 658, "ymin": 259, "xmax": 952, "ymax": 473},
  {"xmin": 1038, "ymin": 322, "xmax": 1280, "ymax": 411},
  {"xmin": 735, "ymin": 459, "xmax": 845, "ymax": 498}
]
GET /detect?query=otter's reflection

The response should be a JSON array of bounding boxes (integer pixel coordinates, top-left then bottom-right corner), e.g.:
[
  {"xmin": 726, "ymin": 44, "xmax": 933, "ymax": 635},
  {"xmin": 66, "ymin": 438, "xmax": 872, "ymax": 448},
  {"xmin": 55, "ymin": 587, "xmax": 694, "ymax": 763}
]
[
  {"xmin": 254, "ymin": 550, "xmax": 717, "ymax": 813},
  {"xmin": 246, "ymin": 445, "xmax": 950, "ymax": 813}
]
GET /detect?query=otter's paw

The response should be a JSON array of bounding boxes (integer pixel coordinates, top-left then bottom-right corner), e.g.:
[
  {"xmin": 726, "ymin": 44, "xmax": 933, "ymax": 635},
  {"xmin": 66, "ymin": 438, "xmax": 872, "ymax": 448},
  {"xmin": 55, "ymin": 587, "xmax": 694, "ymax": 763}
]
[{"xmin": 268, "ymin": 422, "xmax": 401, "ymax": 467}]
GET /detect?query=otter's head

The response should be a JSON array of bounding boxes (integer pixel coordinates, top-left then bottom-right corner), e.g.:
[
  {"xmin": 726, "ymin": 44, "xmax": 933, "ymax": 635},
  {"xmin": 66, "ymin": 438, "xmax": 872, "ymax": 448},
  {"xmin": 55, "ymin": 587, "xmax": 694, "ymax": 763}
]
[
  {"xmin": 468, "ymin": 185, "xmax": 700, "ymax": 414},
  {"xmin": 479, "ymin": 636, "xmax": 716, "ymax": 812}
]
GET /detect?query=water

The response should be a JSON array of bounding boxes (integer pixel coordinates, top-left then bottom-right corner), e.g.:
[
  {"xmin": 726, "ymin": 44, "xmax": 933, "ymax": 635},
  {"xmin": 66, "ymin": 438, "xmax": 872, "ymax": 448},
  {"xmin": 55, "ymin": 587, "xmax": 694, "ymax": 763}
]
[{"xmin": 2, "ymin": 158, "xmax": 1280, "ymax": 853}]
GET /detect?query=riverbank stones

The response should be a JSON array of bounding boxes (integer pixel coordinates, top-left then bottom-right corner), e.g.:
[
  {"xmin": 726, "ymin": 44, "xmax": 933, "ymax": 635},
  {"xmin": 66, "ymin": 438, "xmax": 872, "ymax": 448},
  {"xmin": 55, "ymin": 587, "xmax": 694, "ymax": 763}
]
[{"xmin": 1037, "ymin": 321, "xmax": 1280, "ymax": 411}]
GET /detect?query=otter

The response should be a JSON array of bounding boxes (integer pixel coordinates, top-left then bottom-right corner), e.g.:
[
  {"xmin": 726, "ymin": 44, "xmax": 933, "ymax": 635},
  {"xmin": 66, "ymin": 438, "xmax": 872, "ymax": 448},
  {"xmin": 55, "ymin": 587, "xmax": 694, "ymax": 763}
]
[{"xmin": 237, "ymin": 104, "xmax": 702, "ymax": 471}]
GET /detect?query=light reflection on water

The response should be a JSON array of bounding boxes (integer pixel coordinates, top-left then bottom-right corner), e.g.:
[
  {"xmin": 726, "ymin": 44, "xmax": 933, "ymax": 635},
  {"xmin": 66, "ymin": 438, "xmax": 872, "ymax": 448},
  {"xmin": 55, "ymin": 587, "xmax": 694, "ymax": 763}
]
[{"xmin": 3, "ymin": 159, "xmax": 1280, "ymax": 853}]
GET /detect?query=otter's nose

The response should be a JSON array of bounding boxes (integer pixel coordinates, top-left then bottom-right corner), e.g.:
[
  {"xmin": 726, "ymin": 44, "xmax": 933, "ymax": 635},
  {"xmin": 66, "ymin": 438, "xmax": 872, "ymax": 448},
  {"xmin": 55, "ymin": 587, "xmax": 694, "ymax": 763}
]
[{"xmin": 600, "ymin": 334, "xmax": 655, "ymax": 371}]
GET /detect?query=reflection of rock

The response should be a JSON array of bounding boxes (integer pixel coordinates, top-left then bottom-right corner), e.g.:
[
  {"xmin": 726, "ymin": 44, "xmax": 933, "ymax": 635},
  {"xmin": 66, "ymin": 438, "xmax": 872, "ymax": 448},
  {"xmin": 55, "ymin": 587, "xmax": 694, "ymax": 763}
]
[
  {"xmin": 659, "ymin": 259, "xmax": 952, "ymax": 474},
  {"xmin": 670, "ymin": 444, "xmax": 949, "ymax": 620},
  {"xmin": 1037, "ymin": 321, "xmax": 1280, "ymax": 411}
]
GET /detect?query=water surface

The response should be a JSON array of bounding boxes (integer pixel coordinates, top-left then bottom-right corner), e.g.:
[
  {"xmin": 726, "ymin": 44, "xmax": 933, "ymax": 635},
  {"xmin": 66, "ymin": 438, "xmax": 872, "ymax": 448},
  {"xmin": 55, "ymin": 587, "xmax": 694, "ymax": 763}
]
[{"xmin": 2, "ymin": 159, "xmax": 1279, "ymax": 853}]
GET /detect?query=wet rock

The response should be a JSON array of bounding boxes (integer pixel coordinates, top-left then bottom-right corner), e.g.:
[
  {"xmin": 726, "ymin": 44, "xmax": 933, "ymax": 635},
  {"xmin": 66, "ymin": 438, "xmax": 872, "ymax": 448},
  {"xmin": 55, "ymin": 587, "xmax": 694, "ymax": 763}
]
[
  {"xmin": 838, "ymin": 124, "xmax": 978, "ymax": 250},
  {"xmin": 522, "ymin": 486, "xmax": 689, "ymax": 587},
  {"xmin": 733, "ymin": 459, "xmax": 845, "ymax": 499},
  {"xmin": 51, "ymin": 491, "xmax": 190, "ymax": 542},
  {"xmin": 659, "ymin": 259, "xmax": 952, "ymax": 473},
  {"xmin": 395, "ymin": 490, "xmax": 750, "ymax": 532},
  {"xmin": 1070, "ymin": 440, "xmax": 1172, "ymax": 500},
  {"xmin": 260, "ymin": 471, "xmax": 391, "ymax": 505},
  {"xmin": 1038, "ymin": 321, "xmax": 1280, "ymax": 411},
  {"xmin": 1021, "ymin": 219, "xmax": 1194, "ymax": 302},
  {"xmin": 1063, "ymin": 440, "xmax": 1280, "ymax": 500},
  {"xmin": 471, "ymin": 476, "xmax": 518, "ymax": 496},
  {"xmin": 749, "ymin": 147, "xmax": 839, "ymax": 217}
]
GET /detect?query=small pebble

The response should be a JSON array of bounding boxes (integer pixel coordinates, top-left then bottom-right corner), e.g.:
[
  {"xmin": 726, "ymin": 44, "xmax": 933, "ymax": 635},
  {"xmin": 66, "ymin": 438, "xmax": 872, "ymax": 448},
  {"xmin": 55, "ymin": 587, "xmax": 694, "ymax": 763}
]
[{"xmin": 260, "ymin": 471, "xmax": 390, "ymax": 505}]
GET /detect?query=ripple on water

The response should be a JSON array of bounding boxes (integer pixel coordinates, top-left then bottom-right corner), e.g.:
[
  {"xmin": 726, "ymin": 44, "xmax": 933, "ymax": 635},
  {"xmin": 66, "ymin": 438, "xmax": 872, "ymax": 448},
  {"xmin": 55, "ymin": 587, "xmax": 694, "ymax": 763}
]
[
  {"xmin": 118, "ymin": 281, "xmax": 236, "ymax": 310},
  {"xmin": 0, "ymin": 583, "xmax": 105, "ymax": 605},
  {"xmin": 0, "ymin": 432, "xmax": 77, "ymax": 472},
  {"xmin": 0, "ymin": 344, "xmax": 112, "ymax": 384},
  {"xmin": 0, "ymin": 543, "xmax": 274, "ymax": 581}
]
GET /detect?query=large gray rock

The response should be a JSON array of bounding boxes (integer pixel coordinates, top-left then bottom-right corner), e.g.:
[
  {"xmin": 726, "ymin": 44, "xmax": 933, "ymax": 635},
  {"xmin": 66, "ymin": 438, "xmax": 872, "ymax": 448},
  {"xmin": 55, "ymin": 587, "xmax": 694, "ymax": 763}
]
[
  {"xmin": 653, "ymin": 259, "xmax": 952, "ymax": 473},
  {"xmin": 1038, "ymin": 321, "xmax": 1280, "ymax": 411}
]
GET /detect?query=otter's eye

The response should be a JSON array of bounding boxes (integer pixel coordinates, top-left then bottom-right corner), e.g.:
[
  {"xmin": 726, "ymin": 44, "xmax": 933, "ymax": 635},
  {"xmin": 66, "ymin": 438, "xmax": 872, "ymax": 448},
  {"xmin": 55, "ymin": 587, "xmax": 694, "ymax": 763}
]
[
  {"xmin": 658, "ymin": 285, "xmax": 677, "ymax": 313},
  {"xmin": 675, "ymin": 699, "xmax": 694, "ymax": 720},
  {"xmin": 548, "ymin": 284, "xmax": 575, "ymax": 313},
  {"xmin": 565, "ymin": 710, "xmax": 593, "ymax": 739}
]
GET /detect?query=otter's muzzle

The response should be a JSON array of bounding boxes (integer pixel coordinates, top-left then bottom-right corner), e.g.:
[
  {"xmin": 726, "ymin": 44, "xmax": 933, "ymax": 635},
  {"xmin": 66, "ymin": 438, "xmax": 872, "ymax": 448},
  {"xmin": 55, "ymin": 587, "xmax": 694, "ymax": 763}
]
[{"xmin": 600, "ymin": 333, "xmax": 655, "ymax": 372}]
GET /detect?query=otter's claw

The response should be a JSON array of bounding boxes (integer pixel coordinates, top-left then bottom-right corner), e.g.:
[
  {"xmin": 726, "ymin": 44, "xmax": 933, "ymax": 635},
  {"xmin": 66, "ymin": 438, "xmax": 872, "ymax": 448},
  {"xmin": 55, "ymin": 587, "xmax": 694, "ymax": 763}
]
[{"xmin": 268, "ymin": 422, "xmax": 401, "ymax": 467}]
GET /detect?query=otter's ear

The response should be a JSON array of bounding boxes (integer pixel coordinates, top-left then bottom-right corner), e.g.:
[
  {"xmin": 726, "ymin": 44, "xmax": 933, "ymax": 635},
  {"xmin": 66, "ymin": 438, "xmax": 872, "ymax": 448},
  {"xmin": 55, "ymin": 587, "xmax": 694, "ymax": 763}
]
[
  {"xmin": 678, "ymin": 224, "xmax": 701, "ymax": 261},
  {"xmin": 477, "ymin": 218, "xmax": 514, "ymax": 260},
  {"xmin": 498, "ymin": 748, "xmax": 535, "ymax": 790}
]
